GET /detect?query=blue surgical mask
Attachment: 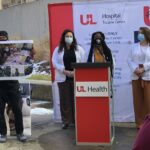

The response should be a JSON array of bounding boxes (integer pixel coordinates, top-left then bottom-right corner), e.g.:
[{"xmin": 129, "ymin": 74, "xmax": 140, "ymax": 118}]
[
  {"xmin": 65, "ymin": 37, "xmax": 73, "ymax": 45},
  {"xmin": 138, "ymin": 33, "xmax": 145, "ymax": 41}
]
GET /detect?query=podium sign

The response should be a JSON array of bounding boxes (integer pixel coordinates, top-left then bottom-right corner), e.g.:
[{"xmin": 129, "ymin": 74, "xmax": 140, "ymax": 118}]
[
  {"xmin": 76, "ymin": 81, "xmax": 109, "ymax": 97},
  {"xmin": 72, "ymin": 63, "xmax": 114, "ymax": 146}
]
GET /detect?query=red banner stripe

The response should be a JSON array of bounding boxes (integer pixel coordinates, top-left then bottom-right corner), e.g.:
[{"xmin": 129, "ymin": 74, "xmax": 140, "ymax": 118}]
[{"xmin": 48, "ymin": 3, "xmax": 73, "ymax": 81}]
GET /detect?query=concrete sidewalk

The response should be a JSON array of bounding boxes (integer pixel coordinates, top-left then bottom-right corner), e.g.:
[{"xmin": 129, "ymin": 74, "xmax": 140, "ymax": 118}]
[
  {"xmin": 38, "ymin": 124, "xmax": 137, "ymax": 150},
  {"xmin": 0, "ymin": 111, "xmax": 137, "ymax": 150}
]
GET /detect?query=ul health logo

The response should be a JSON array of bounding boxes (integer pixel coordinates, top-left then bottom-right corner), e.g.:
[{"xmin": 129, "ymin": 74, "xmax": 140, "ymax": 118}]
[
  {"xmin": 80, "ymin": 14, "xmax": 97, "ymax": 25},
  {"xmin": 144, "ymin": 6, "xmax": 150, "ymax": 26}
]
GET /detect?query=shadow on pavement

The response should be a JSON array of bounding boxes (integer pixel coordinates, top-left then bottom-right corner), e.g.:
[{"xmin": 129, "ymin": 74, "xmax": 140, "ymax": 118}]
[{"xmin": 39, "ymin": 125, "xmax": 137, "ymax": 150}]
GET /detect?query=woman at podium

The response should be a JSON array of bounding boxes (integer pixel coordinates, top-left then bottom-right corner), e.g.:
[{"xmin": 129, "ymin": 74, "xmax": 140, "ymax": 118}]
[
  {"xmin": 87, "ymin": 31, "xmax": 114, "ymax": 77},
  {"xmin": 52, "ymin": 29, "xmax": 86, "ymax": 129}
]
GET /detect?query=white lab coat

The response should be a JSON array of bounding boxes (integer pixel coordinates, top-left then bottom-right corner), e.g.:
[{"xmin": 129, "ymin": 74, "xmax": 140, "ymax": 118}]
[
  {"xmin": 52, "ymin": 45, "xmax": 86, "ymax": 82},
  {"xmin": 128, "ymin": 43, "xmax": 150, "ymax": 80}
]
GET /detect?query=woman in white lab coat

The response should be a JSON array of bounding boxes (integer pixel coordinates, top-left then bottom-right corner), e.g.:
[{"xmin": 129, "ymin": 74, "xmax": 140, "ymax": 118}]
[
  {"xmin": 128, "ymin": 27, "xmax": 150, "ymax": 129},
  {"xmin": 52, "ymin": 29, "xmax": 86, "ymax": 129}
]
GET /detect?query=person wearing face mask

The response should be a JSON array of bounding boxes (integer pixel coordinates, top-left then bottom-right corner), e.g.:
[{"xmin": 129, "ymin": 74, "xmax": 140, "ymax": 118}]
[
  {"xmin": 0, "ymin": 31, "xmax": 27, "ymax": 143},
  {"xmin": 52, "ymin": 29, "xmax": 86, "ymax": 129},
  {"xmin": 128, "ymin": 27, "xmax": 150, "ymax": 129},
  {"xmin": 87, "ymin": 31, "xmax": 114, "ymax": 77}
]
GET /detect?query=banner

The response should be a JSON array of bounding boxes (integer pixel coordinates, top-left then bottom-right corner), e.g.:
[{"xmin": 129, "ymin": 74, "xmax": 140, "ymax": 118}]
[
  {"xmin": 48, "ymin": 3, "xmax": 73, "ymax": 122},
  {"xmin": 0, "ymin": 40, "xmax": 33, "ymax": 80},
  {"xmin": 49, "ymin": 0, "xmax": 150, "ymax": 122},
  {"xmin": 73, "ymin": 0, "xmax": 150, "ymax": 121}
]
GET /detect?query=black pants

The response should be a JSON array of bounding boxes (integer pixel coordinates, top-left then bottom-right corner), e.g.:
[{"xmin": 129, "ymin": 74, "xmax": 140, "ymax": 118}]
[
  {"xmin": 58, "ymin": 81, "xmax": 75, "ymax": 124},
  {"xmin": 0, "ymin": 86, "xmax": 23, "ymax": 135}
]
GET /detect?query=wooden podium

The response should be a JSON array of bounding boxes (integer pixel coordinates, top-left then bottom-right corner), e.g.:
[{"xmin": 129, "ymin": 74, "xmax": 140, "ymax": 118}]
[{"xmin": 72, "ymin": 62, "xmax": 114, "ymax": 146}]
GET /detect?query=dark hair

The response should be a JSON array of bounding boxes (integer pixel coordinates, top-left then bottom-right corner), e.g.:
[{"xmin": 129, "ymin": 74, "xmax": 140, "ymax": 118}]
[
  {"xmin": 139, "ymin": 27, "xmax": 150, "ymax": 43},
  {"xmin": 0, "ymin": 31, "xmax": 8, "ymax": 40},
  {"xmin": 87, "ymin": 31, "xmax": 114, "ymax": 76},
  {"xmin": 58, "ymin": 29, "xmax": 77, "ymax": 52}
]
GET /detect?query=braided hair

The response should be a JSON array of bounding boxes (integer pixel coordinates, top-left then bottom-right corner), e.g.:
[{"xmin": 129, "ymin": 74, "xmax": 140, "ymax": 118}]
[{"xmin": 87, "ymin": 31, "xmax": 114, "ymax": 76}]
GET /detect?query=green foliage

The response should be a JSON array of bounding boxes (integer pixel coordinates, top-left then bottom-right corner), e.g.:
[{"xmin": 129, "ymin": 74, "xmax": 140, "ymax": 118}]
[{"xmin": 27, "ymin": 74, "xmax": 51, "ymax": 81}]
